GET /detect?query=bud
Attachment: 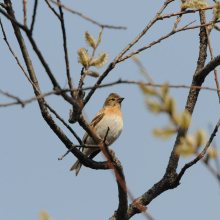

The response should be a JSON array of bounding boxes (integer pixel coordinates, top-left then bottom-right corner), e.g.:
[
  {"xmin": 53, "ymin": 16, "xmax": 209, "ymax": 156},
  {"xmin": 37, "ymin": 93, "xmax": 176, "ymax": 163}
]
[
  {"xmin": 85, "ymin": 31, "xmax": 96, "ymax": 48},
  {"xmin": 87, "ymin": 70, "xmax": 100, "ymax": 78},
  {"xmin": 90, "ymin": 52, "xmax": 109, "ymax": 68},
  {"xmin": 77, "ymin": 48, "xmax": 89, "ymax": 67}
]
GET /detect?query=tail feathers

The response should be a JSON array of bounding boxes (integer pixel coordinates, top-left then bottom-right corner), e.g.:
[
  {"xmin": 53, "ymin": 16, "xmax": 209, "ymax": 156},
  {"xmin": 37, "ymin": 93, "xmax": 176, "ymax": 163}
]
[{"xmin": 70, "ymin": 160, "xmax": 82, "ymax": 176}]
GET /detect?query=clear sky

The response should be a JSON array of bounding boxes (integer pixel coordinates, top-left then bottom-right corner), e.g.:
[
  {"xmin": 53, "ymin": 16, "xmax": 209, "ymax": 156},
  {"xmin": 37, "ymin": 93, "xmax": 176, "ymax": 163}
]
[{"xmin": 0, "ymin": 0, "xmax": 220, "ymax": 220}]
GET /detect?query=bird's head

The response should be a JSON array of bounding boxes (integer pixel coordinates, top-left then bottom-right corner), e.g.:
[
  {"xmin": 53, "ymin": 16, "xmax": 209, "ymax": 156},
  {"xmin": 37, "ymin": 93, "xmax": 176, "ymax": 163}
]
[{"xmin": 103, "ymin": 93, "xmax": 124, "ymax": 108}]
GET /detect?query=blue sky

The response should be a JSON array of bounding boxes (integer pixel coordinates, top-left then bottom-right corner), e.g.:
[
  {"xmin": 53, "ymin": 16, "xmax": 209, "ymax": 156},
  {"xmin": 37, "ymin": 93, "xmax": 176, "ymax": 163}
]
[{"xmin": 0, "ymin": 0, "xmax": 220, "ymax": 220}]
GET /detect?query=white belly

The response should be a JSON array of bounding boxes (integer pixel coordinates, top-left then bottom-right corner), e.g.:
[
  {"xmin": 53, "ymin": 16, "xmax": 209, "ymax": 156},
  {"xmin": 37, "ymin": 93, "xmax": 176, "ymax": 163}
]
[{"xmin": 85, "ymin": 114, "xmax": 123, "ymax": 146}]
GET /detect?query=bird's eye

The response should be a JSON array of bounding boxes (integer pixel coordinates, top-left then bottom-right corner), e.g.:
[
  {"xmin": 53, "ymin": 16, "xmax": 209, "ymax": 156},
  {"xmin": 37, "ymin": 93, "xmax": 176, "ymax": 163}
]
[{"xmin": 112, "ymin": 98, "xmax": 115, "ymax": 101}]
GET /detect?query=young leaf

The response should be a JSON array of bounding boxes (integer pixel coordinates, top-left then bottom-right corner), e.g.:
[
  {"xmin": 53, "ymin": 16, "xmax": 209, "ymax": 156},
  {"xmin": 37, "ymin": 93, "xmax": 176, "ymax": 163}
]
[
  {"xmin": 139, "ymin": 83, "xmax": 157, "ymax": 96},
  {"xmin": 146, "ymin": 100, "xmax": 163, "ymax": 114},
  {"xmin": 208, "ymin": 147, "xmax": 218, "ymax": 158},
  {"xmin": 195, "ymin": 129, "xmax": 206, "ymax": 148},
  {"xmin": 39, "ymin": 210, "xmax": 53, "ymax": 220},
  {"xmin": 175, "ymin": 144, "xmax": 194, "ymax": 157},
  {"xmin": 153, "ymin": 127, "xmax": 176, "ymax": 139},
  {"xmin": 164, "ymin": 95, "xmax": 176, "ymax": 115}
]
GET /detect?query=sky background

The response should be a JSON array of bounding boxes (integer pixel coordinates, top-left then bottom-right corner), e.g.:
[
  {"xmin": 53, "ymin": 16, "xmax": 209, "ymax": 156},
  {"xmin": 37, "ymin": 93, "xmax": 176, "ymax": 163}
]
[{"xmin": 0, "ymin": 0, "xmax": 220, "ymax": 220}]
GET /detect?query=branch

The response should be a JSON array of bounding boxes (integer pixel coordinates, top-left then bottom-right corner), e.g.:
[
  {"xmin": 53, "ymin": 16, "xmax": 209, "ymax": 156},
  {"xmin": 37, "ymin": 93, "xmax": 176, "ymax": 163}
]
[
  {"xmin": 45, "ymin": 102, "xmax": 82, "ymax": 144},
  {"xmin": 22, "ymin": 0, "xmax": 27, "ymax": 26},
  {"xmin": 0, "ymin": 17, "xmax": 39, "ymax": 92},
  {"xmin": 3, "ymin": 79, "xmax": 220, "ymax": 107},
  {"xmin": 57, "ymin": 0, "xmax": 74, "ymax": 98},
  {"xmin": 204, "ymin": 16, "xmax": 220, "ymax": 102},
  {"xmin": 49, "ymin": 0, "xmax": 126, "ymax": 29},
  {"xmin": 158, "ymin": 6, "xmax": 214, "ymax": 20},
  {"xmin": 30, "ymin": 0, "xmax": 38, "ymax": 34},
  {"xmin": 45, "ymin": 0, "xmax": 61, "ymax": 20},
  {"xmin": 0, "ymin": 89, "xmax": 24, "ymax": 107},
  {"xmin": 118, "ymin": 21, "xmax": 220, "ymax": 63}
]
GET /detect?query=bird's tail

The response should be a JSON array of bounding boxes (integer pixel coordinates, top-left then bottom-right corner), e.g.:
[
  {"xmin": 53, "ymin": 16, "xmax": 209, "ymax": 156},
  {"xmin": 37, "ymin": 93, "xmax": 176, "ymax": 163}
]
[{"xmin": 70, "ymin": 160, "xmax": 82, "ymax": 176}]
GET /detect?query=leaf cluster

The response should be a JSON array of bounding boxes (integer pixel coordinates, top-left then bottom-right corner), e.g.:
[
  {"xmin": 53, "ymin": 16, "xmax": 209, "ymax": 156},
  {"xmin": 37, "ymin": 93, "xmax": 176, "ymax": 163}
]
[
  {"xmin": 140, "ymin": 83, "xmax": 218, "ymax": 158},
  {"xmin": 77, "ymin": 31, "xmax": 109, "ymax": 78}
]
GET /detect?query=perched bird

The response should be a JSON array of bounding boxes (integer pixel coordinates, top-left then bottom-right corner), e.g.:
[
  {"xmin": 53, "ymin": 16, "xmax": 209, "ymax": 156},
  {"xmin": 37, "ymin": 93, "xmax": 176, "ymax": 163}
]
[{"xmin": 70, "ymin": 93, "xmax": 124, "ymax": 176}]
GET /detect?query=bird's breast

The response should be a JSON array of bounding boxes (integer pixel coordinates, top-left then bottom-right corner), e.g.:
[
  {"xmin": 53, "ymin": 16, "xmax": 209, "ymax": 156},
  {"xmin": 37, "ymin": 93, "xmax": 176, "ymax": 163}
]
[{"xmin": 95, "ymin": 114, "xmax": 123, "ymax": 146}]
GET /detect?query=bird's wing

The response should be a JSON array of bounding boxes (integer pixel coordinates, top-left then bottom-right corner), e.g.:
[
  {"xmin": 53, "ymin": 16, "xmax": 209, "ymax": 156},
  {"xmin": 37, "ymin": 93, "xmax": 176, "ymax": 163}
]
[
  {"xmin": 90, "ymin": 108, "xmax": 105, "ymax": 128},
  {"xmin": 82, "ymin": 108, "xmax": 105, "ymax": 144}
]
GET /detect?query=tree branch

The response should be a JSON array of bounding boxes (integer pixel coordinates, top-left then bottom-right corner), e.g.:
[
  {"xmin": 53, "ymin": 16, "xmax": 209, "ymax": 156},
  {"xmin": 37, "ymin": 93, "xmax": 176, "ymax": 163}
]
[
  {"xmin": 48, "ymin": 0, "xmax": 126, "ymax": 29},
  {"xmin": 3, "ymin": 78, "xmax": 220, "ymax": 107},
  {"xmin": 30, "ymin": 0, "xmax": 38, "ymax": 34},
  {"xmin": 57, "ymin": 0, "xmax": 74, "ymax": 98}
]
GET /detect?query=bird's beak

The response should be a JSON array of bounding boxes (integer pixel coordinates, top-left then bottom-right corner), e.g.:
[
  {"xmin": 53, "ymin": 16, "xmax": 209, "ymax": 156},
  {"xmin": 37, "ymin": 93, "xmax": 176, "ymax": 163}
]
[{"xmin": 117, "ymin": 97, "xmax": 124, "ymax": 103}]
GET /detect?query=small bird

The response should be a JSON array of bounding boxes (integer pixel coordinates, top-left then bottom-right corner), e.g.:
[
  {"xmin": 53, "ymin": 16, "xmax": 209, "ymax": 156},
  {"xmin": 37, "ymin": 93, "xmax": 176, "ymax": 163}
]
[{"xmin": 70, "ymin": 93, "xmax": 124, "ymax": 176}]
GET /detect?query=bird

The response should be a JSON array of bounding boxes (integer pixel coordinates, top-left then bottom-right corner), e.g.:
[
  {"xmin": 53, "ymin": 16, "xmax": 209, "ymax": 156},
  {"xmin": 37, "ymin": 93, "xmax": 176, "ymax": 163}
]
[{"xmin": 70, "ymin": 93, "xmax": 124, "ymax": 176}]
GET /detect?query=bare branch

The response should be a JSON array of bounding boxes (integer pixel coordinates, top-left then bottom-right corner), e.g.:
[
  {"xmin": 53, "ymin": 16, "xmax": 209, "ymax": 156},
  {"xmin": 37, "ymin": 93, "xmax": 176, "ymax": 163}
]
[
  {"xmin": 22, "ymin": 0, "xmax": 27, "ymax": 26},
  {"xmin": 3, "ymin": 78, "xmax": 220, "ymax": 107},
  {"xmin": 30, "ymin": 0, "xmax": 38, "ymax": 34},
  {"xmin": 0, "ymin": 7, "xmax": 29, "ymax": 32},
  {"xmin": 45, "ymin": 0, "xmax": 61, "ymax": 20},
  {"xmin": 57, "ymin": 0, "xmax": 74, "ymax": 98},
  {"xmin": 0, "ymin": 17, "xmax": 39, "ymax": 91},
  {"xmin": 49, "ymin": 0, "xmax": 126, "ymax": 29},
  {"xmin": 0, "ymin": 89, "xmax": 24, "ymax": 107},
  {"xmin": 118, "ymin": 21, "xmax": 220, "ymax": 63},
  {"xmin": 205, "ymin": 16, "xmax": 220, "ymax": 102},
  {"xmin": 158, "ymin": 6, "xmax": 214, "ymax": 20},
  {"xmin": 45, "ymin": 102, "xmax": 82, "ymax": 144}
]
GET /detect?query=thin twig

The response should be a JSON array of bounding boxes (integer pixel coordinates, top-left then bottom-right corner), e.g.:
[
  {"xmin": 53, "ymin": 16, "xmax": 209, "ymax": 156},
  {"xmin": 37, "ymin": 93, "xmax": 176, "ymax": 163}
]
[
  {"xmin": 0, "ymin": 89, "xmax": 24, "ymax": 107},
  {"xmin": 57, "ymin": 0, "xmax": 74, "ymax": 98},
  {"xmin": 0, "ymin": 7, "xmax": 29, "ymax": 32},
  {"xmin": 2, "ymin": 79, "xmax": 220, "ymax": 107},
  {"xmin": 158, "ymin": 6, "xmax": 214, "ymax": 20},
  {"xmin": 46, "ymin": 102, "xmax": 82, "ymax": 144},
  {"xmin": 204, "ymin": 16, "xmax": 220, "ymax": 102},
  {"xmin": 30, "ymin": 0, "xmax": 38, "ymax": 34},
  {"xmin": 45, "ymin": 0, "xmax": 61, "ymax": 20},
  {"xmin": 49, "ymin": 0, "xmax": 126, "ymax": 29},
  {"xmin": 0, "ymin": 17, "xmax": 38, "ymax": 91},
  {"xmin": 175, "ymin": 118, "xmax": 220, "ymax": 183},
  {"xmin": 202, "ymin": 157, "xmax": 220, "ymax": 181},
  {"xmin": 118, "ymin": 21, "xmax": 220, "ymax": 63},
  {"xmin": 132, "ymin": 56, "xmax": 154, "ymax": 84},
  {"xmin": 23, "ymin": 0, "xmax": 27, "ymax": 26}
]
